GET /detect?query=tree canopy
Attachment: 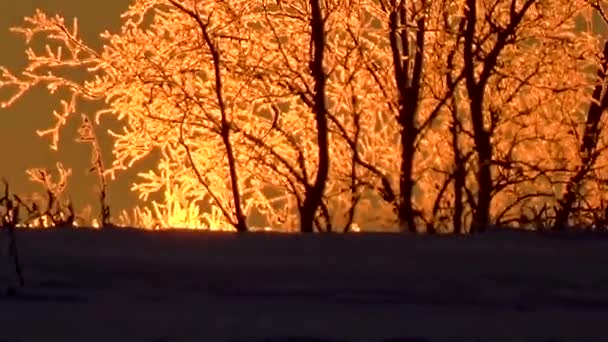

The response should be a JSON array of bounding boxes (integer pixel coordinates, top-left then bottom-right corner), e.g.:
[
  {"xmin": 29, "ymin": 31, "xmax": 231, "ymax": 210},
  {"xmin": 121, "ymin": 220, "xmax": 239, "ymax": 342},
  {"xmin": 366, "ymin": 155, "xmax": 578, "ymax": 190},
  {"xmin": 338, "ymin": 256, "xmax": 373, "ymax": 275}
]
[{"xmin": 1, "ymin": 0, "xmax": 607, "ymax": 233}]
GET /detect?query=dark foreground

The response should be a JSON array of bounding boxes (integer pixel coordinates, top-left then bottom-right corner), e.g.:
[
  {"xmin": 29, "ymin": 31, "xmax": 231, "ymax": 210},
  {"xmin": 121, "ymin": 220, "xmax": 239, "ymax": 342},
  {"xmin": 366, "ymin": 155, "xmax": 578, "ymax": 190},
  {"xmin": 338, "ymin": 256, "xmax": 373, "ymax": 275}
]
[{"xmin": 1, "ymin": 228, "xmax": 608, "ymax": 341}]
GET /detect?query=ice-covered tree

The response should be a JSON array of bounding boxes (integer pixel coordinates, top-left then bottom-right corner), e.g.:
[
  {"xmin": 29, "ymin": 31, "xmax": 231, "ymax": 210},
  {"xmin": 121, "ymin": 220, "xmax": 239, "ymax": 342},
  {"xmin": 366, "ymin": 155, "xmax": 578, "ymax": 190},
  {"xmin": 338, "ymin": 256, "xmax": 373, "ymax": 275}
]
[{"xmin": 0, "ymin": 0, "xmax": 605, "ymax": 232}]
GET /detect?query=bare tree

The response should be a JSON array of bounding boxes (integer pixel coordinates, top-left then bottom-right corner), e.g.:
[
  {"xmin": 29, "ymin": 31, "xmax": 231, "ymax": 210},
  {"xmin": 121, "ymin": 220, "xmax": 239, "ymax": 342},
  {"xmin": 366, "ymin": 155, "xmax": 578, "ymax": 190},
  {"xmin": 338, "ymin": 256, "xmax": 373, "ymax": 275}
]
[
  {"xmin": 0, "ymin": 180, "xmax": 25, "ymax": 288},
  {"xmin": 167, "ymin": 0, "xmax": 248, "ymax": 232},
  {"xmin": 76, "ymin": 114, "xmax": 112, "ymax": 227},
  {"xmin": 554, "ymin": 7, "xmax": 608, "ymax": 230},
  {"xmin": 0, "ymin": 0, "xmax": 603, "ymax": 233},
  {"xmin": 298, "ymin": 0, "xmax": 330, "ymax": 233},
  {"xmin": 457, "ymin": 0, "xmax": 596, "ymax": 232}
]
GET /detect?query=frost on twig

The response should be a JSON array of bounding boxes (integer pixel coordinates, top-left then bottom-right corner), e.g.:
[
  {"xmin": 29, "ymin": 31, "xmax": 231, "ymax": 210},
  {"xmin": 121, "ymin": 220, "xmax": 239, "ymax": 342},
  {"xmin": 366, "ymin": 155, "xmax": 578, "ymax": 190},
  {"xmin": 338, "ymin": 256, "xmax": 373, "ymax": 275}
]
[
  {"xmin": 1, "ymin": 1, "xmax": 607, "ymax": 233},
  {"xmin": 76, "ymin": 114, "xmax": 112, "ymax": 227},
  {"xmin": 0, "ymin": 9, "xmax": 106, "ymax": 151},
  {"xmin": 18, "ymin": 163, "xmax": 75, "ymax": 227}
]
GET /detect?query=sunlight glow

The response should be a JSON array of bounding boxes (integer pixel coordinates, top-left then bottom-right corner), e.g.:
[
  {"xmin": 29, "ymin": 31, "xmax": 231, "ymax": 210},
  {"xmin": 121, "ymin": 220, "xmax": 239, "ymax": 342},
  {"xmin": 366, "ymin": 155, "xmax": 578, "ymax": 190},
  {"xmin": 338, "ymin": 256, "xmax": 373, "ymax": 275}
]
[{"xmin": 1, "ymin": 1, "xmax": 607, "ymax": 233}]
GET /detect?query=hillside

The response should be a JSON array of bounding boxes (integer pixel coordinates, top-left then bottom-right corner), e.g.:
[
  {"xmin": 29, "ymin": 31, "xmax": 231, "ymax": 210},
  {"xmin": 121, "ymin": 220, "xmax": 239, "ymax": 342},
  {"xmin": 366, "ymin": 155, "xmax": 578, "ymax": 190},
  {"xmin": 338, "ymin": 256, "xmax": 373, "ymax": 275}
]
[{"xmin": 1, "ymin": 228, "xmax": 608, "ymax": 341}]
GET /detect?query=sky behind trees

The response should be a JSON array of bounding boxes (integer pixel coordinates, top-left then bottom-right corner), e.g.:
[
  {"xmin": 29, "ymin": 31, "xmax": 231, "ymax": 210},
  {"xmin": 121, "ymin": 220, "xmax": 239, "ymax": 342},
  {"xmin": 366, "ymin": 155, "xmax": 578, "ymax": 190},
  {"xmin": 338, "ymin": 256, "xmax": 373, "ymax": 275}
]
[
  {"xmin": 1, "ymin": 1, "xmax": 607, "ymax": 232},
  {"xmin": 0, "ymin": 1, "xmax": 136, "ymax": 215}
]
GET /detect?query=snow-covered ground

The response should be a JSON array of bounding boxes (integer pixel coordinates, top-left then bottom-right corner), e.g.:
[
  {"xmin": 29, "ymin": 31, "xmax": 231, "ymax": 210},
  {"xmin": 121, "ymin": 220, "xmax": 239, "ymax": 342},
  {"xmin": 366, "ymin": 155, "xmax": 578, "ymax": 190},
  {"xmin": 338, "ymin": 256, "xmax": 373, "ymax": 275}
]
[{"xmin": 1, "ymin": 228, "xmax": 608, "ymax": 341}]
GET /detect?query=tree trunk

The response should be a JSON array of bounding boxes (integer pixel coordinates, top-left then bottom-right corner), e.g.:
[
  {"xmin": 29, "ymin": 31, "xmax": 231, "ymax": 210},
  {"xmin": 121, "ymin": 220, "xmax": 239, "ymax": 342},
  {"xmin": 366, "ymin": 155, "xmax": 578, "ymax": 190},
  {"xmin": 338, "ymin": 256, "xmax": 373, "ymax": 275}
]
[
  {"xmin": 168, "ymin": 0, "xmax": 248, "ymax": 232},
  {"xmin": 300, "ymin": 0, "xmax": 330, "ymax": 233},
  {"xmin": 554, "ymin": 41, "xmax": 608, "ymax": 231},
  {"xmin": 470, "ymin": 96, "xmax": 493, "ymax": 233},
  {"xmin": 451, "ymin": 115, "xmax": 465, "ymax": 235},
  {"xmin": 389, "ymin": 4, "xmax": 426, "ymax": 233}
]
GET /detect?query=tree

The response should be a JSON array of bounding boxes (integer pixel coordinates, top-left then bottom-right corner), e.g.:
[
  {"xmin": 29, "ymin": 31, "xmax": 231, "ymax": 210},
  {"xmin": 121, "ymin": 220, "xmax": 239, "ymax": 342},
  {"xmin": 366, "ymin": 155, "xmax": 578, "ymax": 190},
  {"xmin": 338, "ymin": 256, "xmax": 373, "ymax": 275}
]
[
  {"xmin": 372, "ymin": 0, "xmax": 428, "ymax": 233},
  {"xmin": 453, "ymin": 0, "xmax": 598, "ymax": 232},
  {"xmin": 0, "ymin": 0, "xmax": 604, "ymax": 233},
  {"xmin": 553, "ymin": 4, "xmax": 608, "ymax": 230},
  {"xmin": 1, "ymin": 2, "xmax": 264, "ymax": 231},
  {"xmin": 165, "ymin": 0, "xmax": 249, "ymax": 232},
  {"xmin": 241, "ymin": 0, "xmax": 332, "ymax": 233}
]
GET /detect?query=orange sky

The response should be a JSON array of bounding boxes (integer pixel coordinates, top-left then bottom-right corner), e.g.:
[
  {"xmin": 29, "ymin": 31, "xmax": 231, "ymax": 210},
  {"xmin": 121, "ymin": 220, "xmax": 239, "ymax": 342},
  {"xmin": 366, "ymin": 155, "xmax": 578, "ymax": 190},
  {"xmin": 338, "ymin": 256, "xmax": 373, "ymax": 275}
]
[{"xmin": 0, "ymin": 1, "xmax": 138, "ymax": 216}]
